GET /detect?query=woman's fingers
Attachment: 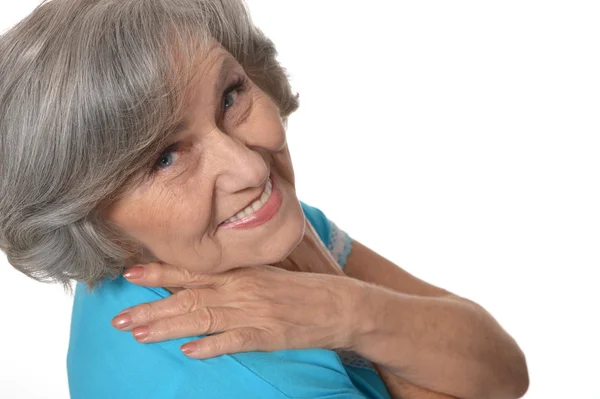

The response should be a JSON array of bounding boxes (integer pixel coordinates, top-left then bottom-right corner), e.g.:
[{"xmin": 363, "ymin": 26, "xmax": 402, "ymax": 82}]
[
  {"xmin": 180, "ymin": 327, "xmax": 271, "ymax": 359},
  {"xmin": 112, "ymin": 264, "xmax": 351, "ymax": 358},
  {"xmin": 112, "ymin": 288, "xmax": 218, "ymax": 331},
  {"xmin": 131, "ymin": 307, "xmax": 245, "ymax": 344},
  {"xmin": 123, "ymin": 262, "xmax": 222, "ymax": 288}
]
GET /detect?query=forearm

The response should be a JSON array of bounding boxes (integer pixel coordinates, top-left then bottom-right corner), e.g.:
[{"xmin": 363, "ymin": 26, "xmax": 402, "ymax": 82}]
[{"xmin": 347, "ymin": 281, "xmax": 527, "ymax": 399}]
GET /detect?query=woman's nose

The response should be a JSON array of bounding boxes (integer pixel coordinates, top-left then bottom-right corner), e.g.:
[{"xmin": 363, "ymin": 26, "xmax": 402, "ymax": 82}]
[{"xmin": 203, "ymin": 129, "xmax": 268, "ymax": 192}]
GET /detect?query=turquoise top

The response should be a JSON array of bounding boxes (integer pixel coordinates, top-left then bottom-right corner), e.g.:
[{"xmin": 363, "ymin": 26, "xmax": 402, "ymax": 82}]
[{"xmin": 67, "ymin": 201, "xmax": 391, "ymax": 399}]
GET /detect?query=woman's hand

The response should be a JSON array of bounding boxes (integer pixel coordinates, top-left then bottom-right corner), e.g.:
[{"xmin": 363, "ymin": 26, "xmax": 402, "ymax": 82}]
[
  {"xmin": 111, "ymin": 262, "xmax": 361, "ymax": 359},
  {"xmin": 112, "ymin": 216, "xmax": 457, "ymax": 398}
]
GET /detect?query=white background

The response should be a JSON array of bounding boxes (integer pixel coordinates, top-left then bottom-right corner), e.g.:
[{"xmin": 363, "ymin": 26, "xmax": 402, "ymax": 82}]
[{"xmin": 1, "ymin": 1, "xmax": 599, "ymax": 398}]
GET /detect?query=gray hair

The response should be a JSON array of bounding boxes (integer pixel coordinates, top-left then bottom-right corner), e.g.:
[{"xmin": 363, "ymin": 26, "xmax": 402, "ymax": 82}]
[{"xmin": 0, "ymin": 0, "xmax": 299, "ymax": 293}]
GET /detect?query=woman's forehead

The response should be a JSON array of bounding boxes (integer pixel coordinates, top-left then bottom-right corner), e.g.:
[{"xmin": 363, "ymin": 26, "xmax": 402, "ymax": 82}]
[
  {"xmin": 190, "ymin": 40, "xmax": 236, "ymax": 77},
  {"xmin": 174, "ymin": 45, "xmax": 242, "ymax": 132},
  {"xmin": 181, "ymin": 44, "xmax": 238, "ymax": 97}
]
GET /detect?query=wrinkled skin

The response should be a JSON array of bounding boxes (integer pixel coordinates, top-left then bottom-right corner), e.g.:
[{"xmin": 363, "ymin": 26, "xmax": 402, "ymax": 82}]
[{"xmin": 106, "ymin": 43, "xmax": 456, "ymax": 399}]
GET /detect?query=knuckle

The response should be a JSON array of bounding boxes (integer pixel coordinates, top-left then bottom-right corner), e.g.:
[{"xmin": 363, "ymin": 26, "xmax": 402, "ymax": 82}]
[
  {"xmin": 189, "ymin": 314, "xmax": 207, "ymax": 333},
  {"xmin": 233, "ymin": 328, "xmax": 255, "ymax": 350},
  {"xmin": 203, "ymin": 308, "xmax": 221, "ymax": 333},
  {"xmin": 153, "ymin": 314, "xmax": 186, "ymax": 337},
  {"xmin": 134, "ymin": 303, "xmax": 154, "ymax": 323},
  {"xmin": 180, "ymin": 268, "xmax": 199, "ymax": 286},
  {"xmin": 176, "ymin": 290, "xmax": 200, "ymax": 314}
]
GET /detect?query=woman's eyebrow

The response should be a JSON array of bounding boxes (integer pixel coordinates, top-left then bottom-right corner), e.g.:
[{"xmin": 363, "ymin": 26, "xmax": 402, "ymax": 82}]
[
  {"xmin": 213, "ymin": 55, "xmax": 238, "ymax": 102},
  {"xmin": 169, "ymin": 121, "xmax": 188, "ymax": 139},
  {"xmin": 166, "ymin": 56, "xmax": 238, "ymax": 141}
]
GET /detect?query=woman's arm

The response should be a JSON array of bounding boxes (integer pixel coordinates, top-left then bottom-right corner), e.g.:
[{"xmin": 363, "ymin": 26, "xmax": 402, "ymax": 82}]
[
  {"xmin": 280, "ymin": 217, "xmax": 527, "ymax": 399},
  {"xmin": 112, "ymin": 217, "xmax": 528, "ymax": 399},
  {"xmin": 344, "ymin": 240, "xmax": 530, "ymax": 399},
  {"xmin": 274, "ymin": 218, "xmax": 460, "ymax": 399}
]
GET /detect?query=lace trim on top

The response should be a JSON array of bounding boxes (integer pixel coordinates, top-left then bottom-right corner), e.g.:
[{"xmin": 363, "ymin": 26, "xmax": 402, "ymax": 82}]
[
  {"xmin": 335, "ymin": 349, "xmax": 378, "ymax": 372},
  {"xmin": 327, "ymin": 221, "xmax": 353, "ymax": 269}
]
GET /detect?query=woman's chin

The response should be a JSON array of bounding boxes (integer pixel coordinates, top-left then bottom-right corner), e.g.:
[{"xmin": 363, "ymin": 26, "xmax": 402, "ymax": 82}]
[{"xmin": 252, "ymin": 198, "xmax": 305, "ymax": 266}]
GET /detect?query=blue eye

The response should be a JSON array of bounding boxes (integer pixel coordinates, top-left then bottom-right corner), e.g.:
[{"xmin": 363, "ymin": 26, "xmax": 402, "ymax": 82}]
[
  {"xmin": 224, "ymin": 91, "xmax": 235, "ymax": 110},
  {"xmin": 155, "ymin": 151, "xmax": 176, "ymax": 170},
  {"xmin": 223, "ymin": 76, "xmax": 247, "ymax": 112},
  {"xmin": 152, "ymin": 143, "xmax": 180, "ymax": 172}
]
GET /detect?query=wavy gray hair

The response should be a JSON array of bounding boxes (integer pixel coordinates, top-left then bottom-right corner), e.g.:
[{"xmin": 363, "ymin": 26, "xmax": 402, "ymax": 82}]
[{"xmin": 0, "ymin": 0, "xmax": 299, "ymax": 293}]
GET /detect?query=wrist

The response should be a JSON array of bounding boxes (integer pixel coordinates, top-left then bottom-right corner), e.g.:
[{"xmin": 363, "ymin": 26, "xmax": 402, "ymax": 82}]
[{"xmin": 340, "ymin": 278, "xmax": 381, "ymax": 352}]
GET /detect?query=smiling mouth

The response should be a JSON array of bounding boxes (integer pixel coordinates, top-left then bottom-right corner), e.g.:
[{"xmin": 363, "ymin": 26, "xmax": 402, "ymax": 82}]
[{"xmin": 220, "ymin": 174, "xmax": 273, "ymax": 225}]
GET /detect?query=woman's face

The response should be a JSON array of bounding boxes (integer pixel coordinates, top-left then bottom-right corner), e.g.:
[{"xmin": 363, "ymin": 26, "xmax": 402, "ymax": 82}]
[{"xmin": 103, "ymin": 45, "xmax": 305, "ymax": 276}]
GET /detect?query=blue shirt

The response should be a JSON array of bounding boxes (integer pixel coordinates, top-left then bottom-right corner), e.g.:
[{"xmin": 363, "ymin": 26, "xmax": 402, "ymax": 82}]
[{"xmin": 67, "ymin": 201, "xmax": 391, "ymax": 399}]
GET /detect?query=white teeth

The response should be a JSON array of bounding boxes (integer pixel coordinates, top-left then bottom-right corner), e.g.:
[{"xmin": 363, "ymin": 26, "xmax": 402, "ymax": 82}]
[
  {"xmin": 223, "ymin": 178, "xmax": 273, "ymax": 224},
  {"xmin": 259, "ymin": 191, "xmax": 269, "ymax": 202}
]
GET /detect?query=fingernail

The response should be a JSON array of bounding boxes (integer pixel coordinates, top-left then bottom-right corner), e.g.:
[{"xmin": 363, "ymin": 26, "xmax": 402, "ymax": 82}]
[
  {"xmin": 112, "ymin": 313, "xmax": 132, "ymax": 330},
  {"xmin": 132, "ymin": 326, "xmax": 150, "ymax": 342},
  {"xmin": 181, "ymin": 343, "xmax": 197, "ymax": 355},
  {"xmin": 123, "ymin": 266, "xmax": 144, "ymax": 279},
  {"xmin": 117, "ymin": 307, "xmax": 132, "ymax": 316}
]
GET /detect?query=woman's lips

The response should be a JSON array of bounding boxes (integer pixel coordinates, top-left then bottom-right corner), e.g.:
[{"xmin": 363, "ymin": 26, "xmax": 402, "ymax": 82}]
[{"xmin": 219, "ymin": 174, "xmax": 282, "ymax": 229}]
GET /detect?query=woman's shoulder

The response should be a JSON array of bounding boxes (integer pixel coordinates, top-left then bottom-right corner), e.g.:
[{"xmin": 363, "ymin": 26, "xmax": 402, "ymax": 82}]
[
  {"xmin": 67, "ymin": 278, "xmax": 197, "ymax": 397},
  {"xmin": 67, "ymin": 277, "xmax": 376, "ymax": 399}
]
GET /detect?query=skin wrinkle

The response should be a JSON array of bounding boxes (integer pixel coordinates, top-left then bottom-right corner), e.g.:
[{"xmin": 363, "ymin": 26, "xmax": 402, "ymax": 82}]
[
  {"xmin": 105, "ymin": 44, "xmax": 305, "ymax": 282},
  {"xmin": 0, "ymin": 1, "xmax": 526, "ymax": 395}
]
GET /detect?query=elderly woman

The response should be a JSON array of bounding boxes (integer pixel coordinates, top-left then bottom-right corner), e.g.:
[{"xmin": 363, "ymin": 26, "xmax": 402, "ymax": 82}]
[{"xmin": 0, "ymin": 0, "xmax": 528, "ymax": 398}]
